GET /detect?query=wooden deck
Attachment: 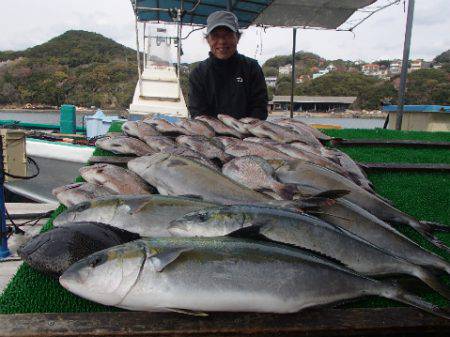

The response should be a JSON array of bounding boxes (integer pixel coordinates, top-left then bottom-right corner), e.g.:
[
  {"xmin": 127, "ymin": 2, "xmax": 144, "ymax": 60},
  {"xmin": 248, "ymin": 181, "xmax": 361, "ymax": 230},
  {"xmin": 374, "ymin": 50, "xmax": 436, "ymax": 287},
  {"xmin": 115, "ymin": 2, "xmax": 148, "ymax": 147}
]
[{"xmin": 0, "ymin": 307, "xmax": 449, "ymax": 337}]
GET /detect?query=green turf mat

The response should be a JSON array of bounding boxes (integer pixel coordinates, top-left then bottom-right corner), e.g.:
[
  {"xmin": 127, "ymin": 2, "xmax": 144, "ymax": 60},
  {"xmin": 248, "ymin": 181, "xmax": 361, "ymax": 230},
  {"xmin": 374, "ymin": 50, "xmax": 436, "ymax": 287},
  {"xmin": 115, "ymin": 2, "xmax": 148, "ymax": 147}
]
[{"xmin": 1, "ymin": 125, "xmax": 449, "ymax": 314}]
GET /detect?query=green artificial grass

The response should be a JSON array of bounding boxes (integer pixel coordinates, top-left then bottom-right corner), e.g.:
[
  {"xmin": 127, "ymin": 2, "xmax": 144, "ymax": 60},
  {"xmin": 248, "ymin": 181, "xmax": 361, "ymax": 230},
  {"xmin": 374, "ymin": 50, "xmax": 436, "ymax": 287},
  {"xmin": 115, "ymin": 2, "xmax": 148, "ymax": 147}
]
[{"xmin": 1, "ymin": 125, "xmax": 449, "ymax": 314}]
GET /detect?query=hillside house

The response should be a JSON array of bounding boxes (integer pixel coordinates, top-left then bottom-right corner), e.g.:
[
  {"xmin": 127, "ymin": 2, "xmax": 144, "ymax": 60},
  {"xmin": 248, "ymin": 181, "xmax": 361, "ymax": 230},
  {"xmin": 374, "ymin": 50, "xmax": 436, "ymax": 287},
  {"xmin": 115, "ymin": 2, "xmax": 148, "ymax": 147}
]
[
  {"xmin": 410, "ymin": 59, "xmax": 431, "ymax": 72},
  {"xmin": 296, "ymin": 74, "xmax": 311, "ymax": 84},
  {"xmin": 312, "ymin": 69, "xmax": 329, "ymax": 79},
  {"xmin": 278, "ymin": 64, "xmax": 292, "ymax": 75},
  {"xmin": 389, "ymin": 60, "xmax": 402, "ymax": 74},
  {"xmin": 265, "ymin": 76, "xmax": 277, "ymax": 88},
  {"xmin": 362, "ymin": 63, "xmax": 380, "ymax": 76}
]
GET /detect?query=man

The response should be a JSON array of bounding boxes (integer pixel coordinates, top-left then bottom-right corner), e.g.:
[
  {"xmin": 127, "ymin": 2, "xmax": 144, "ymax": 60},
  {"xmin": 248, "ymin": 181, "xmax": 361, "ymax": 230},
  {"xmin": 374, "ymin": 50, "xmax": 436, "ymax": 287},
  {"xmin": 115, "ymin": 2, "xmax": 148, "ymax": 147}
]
[{"xmin": 188, "ymin": 11, "xmax": 268, "ymax": 120}]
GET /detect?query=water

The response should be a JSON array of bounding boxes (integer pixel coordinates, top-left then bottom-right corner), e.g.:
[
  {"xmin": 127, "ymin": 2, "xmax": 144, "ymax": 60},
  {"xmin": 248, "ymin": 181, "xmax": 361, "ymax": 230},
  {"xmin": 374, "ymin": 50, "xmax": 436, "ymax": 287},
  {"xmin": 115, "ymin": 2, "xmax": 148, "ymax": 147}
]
[{"xmin": 0, "ymin": 110, "xmax": 386, "ymax": 129}]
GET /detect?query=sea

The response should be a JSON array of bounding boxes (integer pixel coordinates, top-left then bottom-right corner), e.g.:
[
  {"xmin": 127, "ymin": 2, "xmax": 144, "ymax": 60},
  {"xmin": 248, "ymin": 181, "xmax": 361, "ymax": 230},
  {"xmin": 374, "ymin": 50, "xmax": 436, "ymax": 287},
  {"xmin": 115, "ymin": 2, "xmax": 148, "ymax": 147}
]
[{"xmin": 0, "ymin": 110, "xmax": 386, "ymax": 129}]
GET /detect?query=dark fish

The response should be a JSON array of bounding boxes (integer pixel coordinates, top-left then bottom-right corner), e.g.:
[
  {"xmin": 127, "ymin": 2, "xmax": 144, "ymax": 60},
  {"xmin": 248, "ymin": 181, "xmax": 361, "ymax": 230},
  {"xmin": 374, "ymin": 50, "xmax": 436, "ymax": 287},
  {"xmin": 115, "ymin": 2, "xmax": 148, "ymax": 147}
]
[{"xmin": 18, "ymin": 222, "xmax": 140, "ymax": 277}]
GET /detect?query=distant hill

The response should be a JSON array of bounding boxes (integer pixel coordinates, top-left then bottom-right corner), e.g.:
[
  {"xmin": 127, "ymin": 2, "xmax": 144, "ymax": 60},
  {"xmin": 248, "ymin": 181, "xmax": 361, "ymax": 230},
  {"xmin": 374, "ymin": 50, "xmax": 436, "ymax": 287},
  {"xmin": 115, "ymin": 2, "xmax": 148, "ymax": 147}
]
[
  {"xmin": 0, "ymin": 30, "xmax": 137, "ymax": 108},
  {"xmin": 434, "ymin": 49, "xmax": 450, "ymax": 64},
  {"xmin": 0, "ymin": 30, "xmax": 135, "ymax": 66}
]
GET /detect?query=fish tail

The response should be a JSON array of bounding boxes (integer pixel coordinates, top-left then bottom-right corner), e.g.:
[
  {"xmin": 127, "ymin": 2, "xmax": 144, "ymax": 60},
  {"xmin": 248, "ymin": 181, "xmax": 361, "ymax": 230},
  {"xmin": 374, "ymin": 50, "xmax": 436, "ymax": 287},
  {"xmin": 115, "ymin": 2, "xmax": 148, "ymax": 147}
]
[
  {"xmin": 413, "ymin": 265, "xmax": 450, "ymax": 300},
  {"xmin": 382, "ymin": 283, "xmax": 450, "ymax": 320},
  {"xmin": 408, "ymin": 220, "xmax": 450, "ymax": 253},
  {"xmin": 419, "ymin": 220, "xmax": 450, "ymax": 233}
]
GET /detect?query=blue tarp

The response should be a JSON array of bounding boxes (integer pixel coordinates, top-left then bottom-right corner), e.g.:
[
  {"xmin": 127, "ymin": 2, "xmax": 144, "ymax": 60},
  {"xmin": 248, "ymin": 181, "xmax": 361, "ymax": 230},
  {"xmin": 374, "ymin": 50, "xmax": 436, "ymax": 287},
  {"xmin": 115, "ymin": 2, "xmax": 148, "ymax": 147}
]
[
  {"xmin": 131, "ymin": 0, "xmax": 377, "ymax": 29},
  {"xmin": 382, "ymin": 105, "xmax": 450, "ymax": 114}
]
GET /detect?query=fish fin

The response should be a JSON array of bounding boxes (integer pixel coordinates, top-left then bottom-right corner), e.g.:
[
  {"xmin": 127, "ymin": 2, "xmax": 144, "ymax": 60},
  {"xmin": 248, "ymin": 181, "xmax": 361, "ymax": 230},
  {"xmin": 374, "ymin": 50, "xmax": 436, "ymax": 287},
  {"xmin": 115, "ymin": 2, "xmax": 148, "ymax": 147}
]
[
  {"xmin": 126, "ymin": 200, "xmax": 153, "ymax": 214},
  {"xmin": 179, "ymin": 194, "xmax": 205, "ymax": 200},
  {"xmin": 274, "ymin": 184, "xmax": 298, "ymax": 200},
  {"xmin": 312, "ymin": 189, "xmax": 350, "ymax": 199},
  {"xmin": 380, "ymin": 283, "xmax": 450, "ymax": 320},
  {"xmin": 419, "ymin": 220, "xmax": 450, "ymax": 233},
  {"xmin": 148, "ymin": 247, "xmax": 191, "ymax": 272},
  {"xmin": 413, "ymin": 265, "xmax": 450, "ymax": 300},
  {"xmin": 165, "ymin": 308, "xmax": 209, "ymax": 317},
  {"xmin": 296, "ymin": 197, "xmax": 337, "ymax": 211},
  {"xmin": 227, "ymin": 225, "xmax": 267, "ymax": 241}
]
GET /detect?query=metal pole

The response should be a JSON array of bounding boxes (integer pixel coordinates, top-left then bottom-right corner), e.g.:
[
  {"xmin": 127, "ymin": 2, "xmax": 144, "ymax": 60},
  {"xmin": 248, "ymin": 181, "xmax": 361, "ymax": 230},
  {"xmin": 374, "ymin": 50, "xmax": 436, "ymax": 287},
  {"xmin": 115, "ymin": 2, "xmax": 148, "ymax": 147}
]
[
  {"xmin": 395, "ymin": 0, "xmax": 415, "ymax": 130},
  {"xmin": 0, "ymin": 135, "xmax": 10, "ymax": 258},
  {"xmin": 134, "ymin": 16, "xmax": 143, "ymax": 96},
  {"xmin": 227, "ymin": 0, "xmax": 232, "ymax": 12},
  {"xmin": 290, "ymin": 28, "xmax": 297, "ymax": 119}
]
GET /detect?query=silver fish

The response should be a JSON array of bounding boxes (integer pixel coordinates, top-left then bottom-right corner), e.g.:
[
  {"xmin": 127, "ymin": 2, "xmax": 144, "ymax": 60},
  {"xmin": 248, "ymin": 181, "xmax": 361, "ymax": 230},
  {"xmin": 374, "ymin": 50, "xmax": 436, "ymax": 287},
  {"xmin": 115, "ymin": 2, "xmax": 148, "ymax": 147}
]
[
  {"xmin": 52, "ymin": 182, "xmax": 116, "ymax": 207},
  {"xmin": 222, "ymin": 156, "xmax": 296, "ymax": 200},
  {"xmin": 127, "ymin": 153, "xmax": 272, "ymax": 205},
  {"xmin": 95, "ymin": 136, "xmax": 154, "ymax": 156},
  {"xmin": 60, "ymin": 236, "xmax": 450, "ymax": 318},
  {"xmin": 80, "ymin": 163, "xmax": 153, "ymax": 195},
  {"xmin": 275, "ymin": 160, "xmax": 450, "ymax": 252},
  {"xmin": 53, "ymin": 195, "xmax": 217, "ymax": 237},
  {"xmin": 196, "ymin": 115, "xmax": 243, "ymax": 138},
  {"xmin": 169, "ymin": 205, "xmax": 450, "ymax": 300},
  {"xmin": 295, "ymin": 184, "xmax": 450, "ymax": 275}
]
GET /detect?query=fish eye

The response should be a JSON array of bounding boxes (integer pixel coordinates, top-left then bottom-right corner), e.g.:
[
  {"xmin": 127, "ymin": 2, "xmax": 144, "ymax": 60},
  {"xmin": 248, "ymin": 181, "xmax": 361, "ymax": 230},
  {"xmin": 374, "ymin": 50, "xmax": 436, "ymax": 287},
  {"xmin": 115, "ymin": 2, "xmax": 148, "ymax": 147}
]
[
  {"xmin": 89, "ymin": 256, "xmax": 104, "ymax": 268},
  {"xmin": 73, "ymin": 202, "xmax": 90, "ymax": 212}
]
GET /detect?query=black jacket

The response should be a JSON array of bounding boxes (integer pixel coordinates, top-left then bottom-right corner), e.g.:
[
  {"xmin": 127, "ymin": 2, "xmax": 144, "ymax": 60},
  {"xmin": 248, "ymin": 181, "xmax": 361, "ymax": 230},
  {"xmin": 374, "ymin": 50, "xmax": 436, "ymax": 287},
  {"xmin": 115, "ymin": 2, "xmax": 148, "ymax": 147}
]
[{"xmin": 188, "ymin": 52, "xmax": 268, "ymax": 120}]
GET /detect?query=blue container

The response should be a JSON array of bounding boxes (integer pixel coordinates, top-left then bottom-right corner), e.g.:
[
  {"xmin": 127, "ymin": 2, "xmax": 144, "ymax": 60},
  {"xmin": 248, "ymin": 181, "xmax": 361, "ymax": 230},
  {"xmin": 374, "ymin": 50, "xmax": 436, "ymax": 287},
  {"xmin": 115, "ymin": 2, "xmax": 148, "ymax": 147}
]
[{"xmin": 60, "ymin": 104, "xmax": 76, "ymax": 134}]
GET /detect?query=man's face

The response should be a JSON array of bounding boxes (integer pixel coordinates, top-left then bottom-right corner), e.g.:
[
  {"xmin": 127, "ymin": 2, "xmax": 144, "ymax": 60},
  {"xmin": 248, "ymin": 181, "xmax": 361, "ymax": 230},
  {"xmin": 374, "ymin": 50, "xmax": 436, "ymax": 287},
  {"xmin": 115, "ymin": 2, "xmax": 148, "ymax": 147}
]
[{"xmin": 207, "ymin": 27, "xmax": 239, "ymax": 60}]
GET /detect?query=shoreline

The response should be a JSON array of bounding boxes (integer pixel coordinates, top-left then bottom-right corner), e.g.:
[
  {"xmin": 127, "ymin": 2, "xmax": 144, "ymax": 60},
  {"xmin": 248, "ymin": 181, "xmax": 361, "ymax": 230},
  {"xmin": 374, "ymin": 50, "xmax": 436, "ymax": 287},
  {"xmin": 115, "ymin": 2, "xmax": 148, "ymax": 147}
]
[
  {"xmin": 0, "ymin": 108, "xmax": 387, "ymax": 120},
  {"xmin": 269, "ymin": 110, "xmax": 388, "ymax": 120}
]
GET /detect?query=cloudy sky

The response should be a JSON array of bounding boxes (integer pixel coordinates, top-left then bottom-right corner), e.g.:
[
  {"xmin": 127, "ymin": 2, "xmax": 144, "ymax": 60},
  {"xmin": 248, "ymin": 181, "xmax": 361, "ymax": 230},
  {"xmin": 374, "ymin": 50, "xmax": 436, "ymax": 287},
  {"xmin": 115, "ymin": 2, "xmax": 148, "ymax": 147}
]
[{"xmin": 1, "ymin": 0, "xmax": 449, "ymax": 65}]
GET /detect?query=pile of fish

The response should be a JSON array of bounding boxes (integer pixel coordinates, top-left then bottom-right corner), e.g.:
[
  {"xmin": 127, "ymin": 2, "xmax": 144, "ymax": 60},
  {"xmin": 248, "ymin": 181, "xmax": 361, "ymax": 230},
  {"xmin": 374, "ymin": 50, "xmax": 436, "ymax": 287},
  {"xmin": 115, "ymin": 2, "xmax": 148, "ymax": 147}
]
[{"xmin": 18, "ymin": 115, "xmax": 450, "ymax": 319}]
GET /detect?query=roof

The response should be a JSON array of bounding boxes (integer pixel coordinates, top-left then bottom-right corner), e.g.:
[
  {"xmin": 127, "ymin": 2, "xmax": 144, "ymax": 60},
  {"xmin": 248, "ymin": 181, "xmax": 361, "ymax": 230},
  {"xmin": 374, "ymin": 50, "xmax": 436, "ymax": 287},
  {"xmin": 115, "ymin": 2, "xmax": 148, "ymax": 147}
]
[
  {"xmin": 131, "ymin": 0, "xmax": 377, "ymax": 29},
  {"xmin": 273, "ymin": 95, "xmax": 357, "ymax": 104},
  {"xmin": 382, "ymin": 105, "xmax": 450, "ymax": 114}
]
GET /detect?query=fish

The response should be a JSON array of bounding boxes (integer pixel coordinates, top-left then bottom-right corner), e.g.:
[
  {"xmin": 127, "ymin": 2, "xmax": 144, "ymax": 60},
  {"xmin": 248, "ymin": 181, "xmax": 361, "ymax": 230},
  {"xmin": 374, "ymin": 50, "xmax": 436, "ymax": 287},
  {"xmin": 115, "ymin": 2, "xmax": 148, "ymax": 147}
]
[
  {"xmin": 240, "ymin": 117, "xmax": 261, "ymax": 124},
  {"xmin": 295, "ymin": 185, "xmax": 450, "ymax": 276},
  {"xmin": 59, "ymin": 236, "xmax": 450, "ymax": 319},
  {"xmin": 146, "ymin": 118, "xmax": 195, "ymax": 136},
  {"xmin": 225, "ymin": 141, "xmax": 291, "ymax": 160},
  {"xmin": 95, "ymin": 136, "xmax": 154, "ymax": 156},
  {"xmin": 272, "ymin": 143, "xmax": 354, "ymax": 179},
  {"xmin": 217, "ymin": 114, "xmax": 251, "ymax": 135},
  {"xmin": 169, "ymin": 205, "xmax": 450, "ymax": 300},
  {"xmin": 196, "ymin": 115, "xmax": 244, "ymax": 138},
  {"xmin": 79, "ymin": 163, "xmax": 154, "ymax": 195},
  {"xmin": 18, "ymin": 222, "xmax": 140, "ymax": 277},
  {"xmin": 176, "ymin": 135, "xmax": 231, "ymax": 163},
  {"xmin": 141, "ymin": 136, "xmax": 176, "ymax": 152},
  {"xmin": 174, "ymin": 118, "xmax": 215, "ymax": 137},
  {"xmin": 122, "ymin": 121, "xmax": 161, "ymax": 139},
  {"xmin": 222, "ymin": 156, "xmax": 296, "ymax": 200},
  {"xmin": 214, "ymin": 136, "xmax": 243, "ymax": 148},
  {"xmin": 247, "ymin": 120, "xmax": 311, "ymax": 144},
  {"xmin": 53, "ymin": 195, "xmax": 218, "ymax": 237},
  {"xmin": 325, "ymin": 148, "xmax": 374, "ymax": 191},
  {"xmin": 127, "ymin": 153, "xmax": 272, "ymax": 205},
  {"xmin": 275, "ymin": 160, "xmax": 450, "ymax": 252},
  {"xmin": 52, "ymin": 182, "xmax": 116, "ymax": 207},
  {"xmin": 277, "ymin": 118, "xmax": 332, "ymax": 142},
  {"xmin": 161, "ymin": 146, "xmax": 220, "ymax": 171}
]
